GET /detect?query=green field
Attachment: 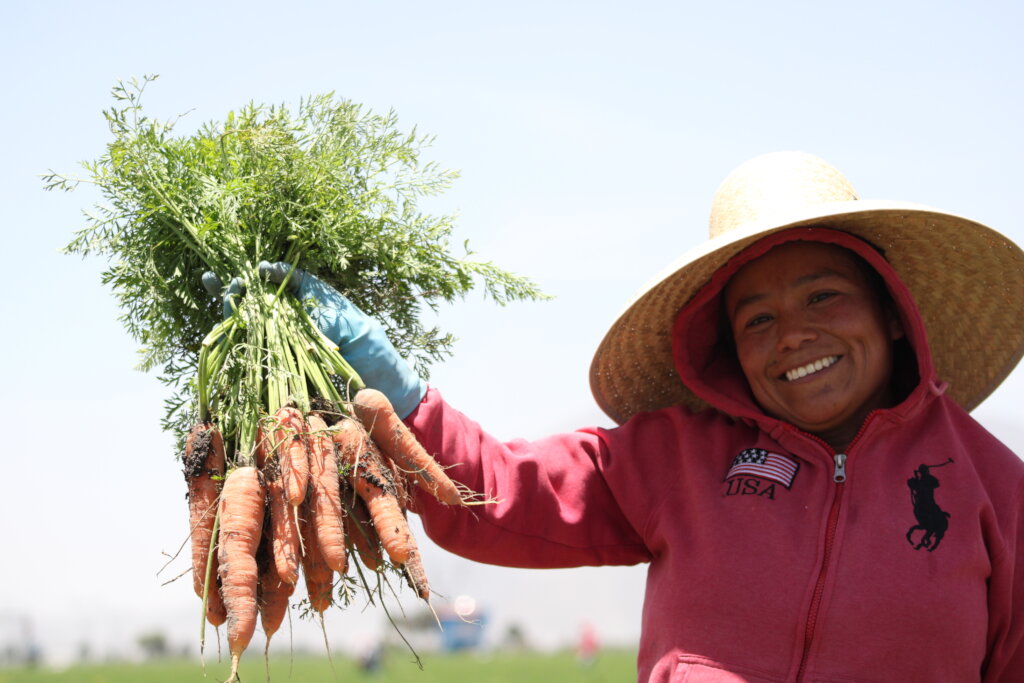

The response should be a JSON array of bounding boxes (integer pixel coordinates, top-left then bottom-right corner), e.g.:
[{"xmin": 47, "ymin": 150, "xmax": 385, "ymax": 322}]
[{"xmin": 0, "ymin": 650, "xmax": 637, "ymax": 683}]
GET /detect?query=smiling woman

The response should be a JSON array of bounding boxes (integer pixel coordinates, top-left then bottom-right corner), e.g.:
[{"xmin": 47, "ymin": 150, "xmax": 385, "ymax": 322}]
[{"xmin": 415, "ymin": 153, "xmax": 1024, "ymax": 680}]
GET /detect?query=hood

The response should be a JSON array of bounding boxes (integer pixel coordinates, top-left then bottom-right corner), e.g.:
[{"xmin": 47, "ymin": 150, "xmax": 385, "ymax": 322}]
[{"xmin": 671, "ymin": 228, "xmax": 940, "ymax": 430}]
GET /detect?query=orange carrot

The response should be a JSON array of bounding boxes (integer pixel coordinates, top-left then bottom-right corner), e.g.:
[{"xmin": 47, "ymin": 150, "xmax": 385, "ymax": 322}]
[
  {"xmin": 344, "ymin": 495, "xmax": 383, "ymax": 571},
  {"xmin": 183, "ymin": 422, "xmax": 227, "ymax": 625},
  {"xmin": 206, "ymin": 578, "xmax": 227, "ymax": 627},
  {"xmin": 299, "ymin": 499, "xmax": 335, "ymax": 613},
  {"xmin": 333, "ymin": 417, "xmax": 418, "ymax": 567},
  {"xmin": 217, "ymin": 466, "xmax": 265, "ymax": 680},
  {"xmin": 262, "ymin": 458, "xmax": 300, "ymax": 585},
  {"xmin": 403, "ymin": 547, "xmax": 430, "ymax": 601},
  {"xmin": 270, "ymin": 406, "xmax": 310, "ymax": 506},
  {"xmin": 258, "ymin": 549, "xmax": 295, "ymax": 646},
  {"xmin": 352, "ymin": 388, "xmax": 462, "ymax": 505},
  {"xmin": 306, "ymin": 414, "xmax": 347, "ymax": 574}
]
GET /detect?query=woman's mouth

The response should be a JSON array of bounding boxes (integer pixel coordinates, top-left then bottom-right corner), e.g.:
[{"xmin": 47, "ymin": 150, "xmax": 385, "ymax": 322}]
[{"xmin": 783, "ymin": 355, "xmax": 841, "ymax": 382}]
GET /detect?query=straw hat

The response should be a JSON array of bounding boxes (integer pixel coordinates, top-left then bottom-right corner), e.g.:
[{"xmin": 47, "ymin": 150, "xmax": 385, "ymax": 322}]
[{"xmin": 589, "ymin": 151, "xmax": 1024, "ymax": 424}]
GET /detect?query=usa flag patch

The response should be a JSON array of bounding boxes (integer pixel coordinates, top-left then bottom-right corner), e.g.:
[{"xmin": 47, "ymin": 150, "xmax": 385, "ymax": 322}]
[{"xmin": 726, "ymin": 449, "xmax": 800, "ymax": 489}]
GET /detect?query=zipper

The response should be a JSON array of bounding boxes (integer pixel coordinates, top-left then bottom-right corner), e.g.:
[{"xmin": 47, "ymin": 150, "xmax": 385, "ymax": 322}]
[
  {"xmin": 832, "ymin": 453, "xmax": 847, "ymax": 483},
  {"xmin": 793, "ymin": 414, "xmax": 878, "ymax": 682},
  {"xmin": 795, "ymin": 456, "xmax": 844, "ymax": 682}
]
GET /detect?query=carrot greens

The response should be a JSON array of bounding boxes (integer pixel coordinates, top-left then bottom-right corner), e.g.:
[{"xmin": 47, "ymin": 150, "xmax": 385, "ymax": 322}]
[{"xmin": 45, "ymin": 75, "xmax": 545, "ymax": 443}]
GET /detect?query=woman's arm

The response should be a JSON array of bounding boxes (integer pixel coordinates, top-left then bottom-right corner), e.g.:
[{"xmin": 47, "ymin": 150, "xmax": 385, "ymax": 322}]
[{"xmin": 405, "ymin": 387, "xmax": 653, "ymax": 569}]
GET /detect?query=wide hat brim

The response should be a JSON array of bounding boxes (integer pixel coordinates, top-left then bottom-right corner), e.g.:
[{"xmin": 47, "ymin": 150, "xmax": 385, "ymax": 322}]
[{"xmin": 589, "ymin": 198, "xmax": 1024, "ymax": 425}]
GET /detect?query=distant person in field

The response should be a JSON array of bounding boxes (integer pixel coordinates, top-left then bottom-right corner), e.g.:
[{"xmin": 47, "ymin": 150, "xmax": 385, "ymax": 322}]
[{"xmin": 577, "ymin": 621, "xmax": 599, "ymax": 668}]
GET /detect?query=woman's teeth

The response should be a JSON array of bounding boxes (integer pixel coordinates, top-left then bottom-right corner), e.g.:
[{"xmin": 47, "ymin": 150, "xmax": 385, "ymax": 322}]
[{"xmin": 785, "ymin": 355, "xmax": 840, "ymax": 382}]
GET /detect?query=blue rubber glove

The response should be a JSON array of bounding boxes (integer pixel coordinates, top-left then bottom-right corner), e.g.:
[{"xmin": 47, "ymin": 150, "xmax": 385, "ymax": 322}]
[
  {"xmin": 258, "ymin": 261, "xmax": 427, "ymax": 419},
  {"xmin": 201, "ymin": 272, "xmax": 246, "ymax": 319}
]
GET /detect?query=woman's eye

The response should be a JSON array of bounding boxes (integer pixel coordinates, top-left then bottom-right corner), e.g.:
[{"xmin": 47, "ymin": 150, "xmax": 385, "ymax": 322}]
[
  {"xmin": 809, "ymin": 291, "xmax": 837, "ymax": 304},
  {"xmin": 745, "ymin": 314, "xmax": 772, "ymax": 328}
]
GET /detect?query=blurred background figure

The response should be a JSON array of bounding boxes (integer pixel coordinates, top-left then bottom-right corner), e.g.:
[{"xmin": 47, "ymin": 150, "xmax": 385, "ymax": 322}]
[
  {"xmin": 577, "ymin": 621, "xmax": 599, "ymax": 668},
  {"xmin": 357, "ymin": 638, "xmax": 382, "ymax": 675}
]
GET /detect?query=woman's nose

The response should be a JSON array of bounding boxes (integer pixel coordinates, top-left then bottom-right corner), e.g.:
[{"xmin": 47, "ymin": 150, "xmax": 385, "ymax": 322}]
[{"xmin": 775, "ymin": 312, "xmax": 817, "ymax": 352}]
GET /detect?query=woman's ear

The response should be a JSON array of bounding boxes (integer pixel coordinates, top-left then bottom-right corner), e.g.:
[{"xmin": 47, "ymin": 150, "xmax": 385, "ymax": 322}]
[{"xmin": 887, "ymin": 306, "xmax": 905, "ymax": 341}]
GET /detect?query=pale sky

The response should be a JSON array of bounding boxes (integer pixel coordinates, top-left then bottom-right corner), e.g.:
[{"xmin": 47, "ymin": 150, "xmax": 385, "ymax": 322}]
[{"xmin": 3, "ymin": 0, "xmax": 1023, "ymax": 666}]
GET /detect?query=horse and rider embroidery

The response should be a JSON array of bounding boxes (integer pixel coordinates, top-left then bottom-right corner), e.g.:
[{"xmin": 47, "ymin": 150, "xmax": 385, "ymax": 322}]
[{"xmin": 906, "ymin": 459, "xmax": 953, "ymax": 552}]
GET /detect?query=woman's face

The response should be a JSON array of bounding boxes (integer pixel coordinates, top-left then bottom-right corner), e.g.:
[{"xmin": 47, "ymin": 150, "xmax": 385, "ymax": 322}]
[{"xmin": 723, "ymin": 242, "xmax": 904, "ymax": 448}]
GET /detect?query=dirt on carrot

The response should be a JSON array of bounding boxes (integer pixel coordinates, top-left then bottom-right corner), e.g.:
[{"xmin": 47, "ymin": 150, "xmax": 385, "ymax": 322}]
[
  {"xmin": 184, "ymin": 422, "xmax": 227, "ymax": 625},
  {"xmin": 334, "ymin": 418, "xmax": 422, "ymax": 572},
  {"xmin": 344, "ymin": 494, "xmax": 383, "ymax": 571},
  {"xmin": 352, "ymin": 388, "xmax": 463, "ymax": 506}
]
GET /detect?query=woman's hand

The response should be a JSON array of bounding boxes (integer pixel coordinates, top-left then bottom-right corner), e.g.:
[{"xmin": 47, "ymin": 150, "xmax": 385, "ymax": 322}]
[{"xmin": 202, "ymin": 263, "xmax": 427, "ymax": 418}]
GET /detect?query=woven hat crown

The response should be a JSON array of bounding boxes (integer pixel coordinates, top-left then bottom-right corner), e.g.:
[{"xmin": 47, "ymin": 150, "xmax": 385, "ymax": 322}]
[{"xmin": 708, "ymin": 151, "xmax": 859, "ymax": 238}]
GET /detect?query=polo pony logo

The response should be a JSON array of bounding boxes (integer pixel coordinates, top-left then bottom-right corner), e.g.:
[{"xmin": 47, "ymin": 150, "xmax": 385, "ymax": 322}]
[{"xmin": 905, "ymin": 459, "xmax": 953, "ymax": 552}]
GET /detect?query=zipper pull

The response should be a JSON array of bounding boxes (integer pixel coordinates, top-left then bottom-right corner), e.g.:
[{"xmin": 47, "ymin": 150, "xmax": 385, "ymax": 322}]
[{"xmin": 833, "ymin": 453, "xmax": 847, "ymax": 483}]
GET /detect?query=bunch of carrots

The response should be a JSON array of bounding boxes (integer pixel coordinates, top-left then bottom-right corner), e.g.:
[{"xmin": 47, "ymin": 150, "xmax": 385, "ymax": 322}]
[
  {"xmin": 186, "ymin": 386, "xmax": 467, "ymax": 681},
  {"xmin": 184, "ymin": 269, "xmax": 474, "ymax": 681}
]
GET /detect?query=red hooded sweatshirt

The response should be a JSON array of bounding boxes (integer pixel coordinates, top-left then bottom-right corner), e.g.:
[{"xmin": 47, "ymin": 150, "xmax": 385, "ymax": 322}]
[{"xmin": 405, "ymin": 229, "xmax": 1024, "ymax": 682}]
